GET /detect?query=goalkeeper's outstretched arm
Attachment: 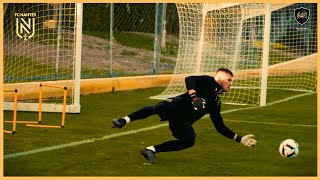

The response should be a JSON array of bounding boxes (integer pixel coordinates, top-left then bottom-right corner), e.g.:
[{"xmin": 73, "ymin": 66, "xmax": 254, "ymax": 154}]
[{"xmin": 210, "ymin": 113, "xmax": 257, "ymax": 147}]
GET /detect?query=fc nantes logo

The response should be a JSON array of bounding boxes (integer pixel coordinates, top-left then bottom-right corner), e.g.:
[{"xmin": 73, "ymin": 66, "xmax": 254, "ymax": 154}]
[{"xmin": 15, "ymin": 13, "xmax": 37, "ymax": 40}]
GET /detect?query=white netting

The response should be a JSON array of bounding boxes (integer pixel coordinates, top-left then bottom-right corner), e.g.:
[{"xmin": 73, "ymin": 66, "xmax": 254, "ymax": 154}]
[
  {"xmin": 4, "ymin": 3, "xmax": 81, "ymax": 112},
  {"xmin": 151, "ymin": 3, "xmax": 317, "ymax": 105}
]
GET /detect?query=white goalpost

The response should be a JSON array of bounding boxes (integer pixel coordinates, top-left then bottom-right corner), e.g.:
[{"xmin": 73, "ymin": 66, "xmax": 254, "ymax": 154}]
[
  {"xmin": 3, "ymin": 3, "xmax": 82, "ymax": 113},
  {"xmin": 151, "ymin": 3, "xmax": 317, "ymax": 106}
]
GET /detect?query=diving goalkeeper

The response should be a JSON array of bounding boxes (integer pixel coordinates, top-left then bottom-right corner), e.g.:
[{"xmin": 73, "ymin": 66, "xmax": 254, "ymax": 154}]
[{"xmin": 112, "ymin": 68, "xmax": 257, "ymax": 163}]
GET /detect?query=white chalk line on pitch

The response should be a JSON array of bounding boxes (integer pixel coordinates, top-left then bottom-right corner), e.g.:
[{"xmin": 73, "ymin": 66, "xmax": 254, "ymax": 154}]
[
  {"xmin": 225, "ymin": 119, "xmax": 316, "ymax": 128},
  {"xmin": 4, "ymin": 92, "xmax": 316, "ymax": 160}
]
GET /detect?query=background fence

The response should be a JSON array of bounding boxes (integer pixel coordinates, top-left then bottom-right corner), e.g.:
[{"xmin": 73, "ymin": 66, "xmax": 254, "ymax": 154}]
[
  {"xmin": 4, "ymin": 3, "xmax": 317, "ymax": 80},
  {"xmin": 81, "ymin": 3, "xmax": 179, "ymax": 78}
]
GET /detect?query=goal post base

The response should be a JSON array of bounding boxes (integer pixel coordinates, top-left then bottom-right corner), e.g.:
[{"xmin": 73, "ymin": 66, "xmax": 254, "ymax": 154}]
[{"xmin": 3, "ymin": 103, "xmax": 80, "ymax": 113}]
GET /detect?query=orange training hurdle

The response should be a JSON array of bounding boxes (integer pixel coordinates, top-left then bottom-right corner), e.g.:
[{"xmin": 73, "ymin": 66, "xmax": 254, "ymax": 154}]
[
  {"xmin": 26, "ymin": 83, "xmax": 67, "ymax": 129},
  {"xmin": 3, "ymin": 89, "xmax": 18, "ymax": 134}
]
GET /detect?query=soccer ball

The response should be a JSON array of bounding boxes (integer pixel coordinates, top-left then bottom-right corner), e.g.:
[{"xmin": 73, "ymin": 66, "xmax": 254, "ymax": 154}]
[{"xmin": 279, "ymin": 139, "xmax": 299, "ymax": 158}]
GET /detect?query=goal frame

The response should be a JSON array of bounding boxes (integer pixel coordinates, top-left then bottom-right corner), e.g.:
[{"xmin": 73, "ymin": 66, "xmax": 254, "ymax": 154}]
[
  {"xmin": 150, "ymin": 3, "xmax": 317, "ymax": 106},
  {"xmin": 3, "ymin": 3, "xmax": 82, "ymax": 113}
]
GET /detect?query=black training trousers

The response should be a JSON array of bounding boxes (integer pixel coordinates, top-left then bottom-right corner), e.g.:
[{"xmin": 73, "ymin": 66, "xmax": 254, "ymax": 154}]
[{"xmin": 127, "ymin": 101, "xmax": 196, "ymax": 152}]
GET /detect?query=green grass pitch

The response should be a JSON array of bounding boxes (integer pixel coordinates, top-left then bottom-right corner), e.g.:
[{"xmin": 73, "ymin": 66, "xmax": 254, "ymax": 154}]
[{"xmin": 3, "ymin": 87, "xmax": 317, "ymax": 176}]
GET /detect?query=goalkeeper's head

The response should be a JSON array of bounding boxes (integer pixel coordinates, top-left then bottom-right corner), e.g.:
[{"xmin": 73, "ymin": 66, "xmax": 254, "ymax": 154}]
[{"xmin": 215, "ymin": 68, "xmax": 233, "ymax": 92}]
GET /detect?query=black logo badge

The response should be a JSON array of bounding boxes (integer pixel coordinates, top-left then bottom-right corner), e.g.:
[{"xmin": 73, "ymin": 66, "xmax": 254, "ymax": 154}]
[{"xmin": 294, "ymin": 7, "xmax": 310, "ymax": 25}]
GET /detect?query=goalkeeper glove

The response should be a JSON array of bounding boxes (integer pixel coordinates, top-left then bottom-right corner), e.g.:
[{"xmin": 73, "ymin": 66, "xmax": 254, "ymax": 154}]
[
  {"xmin": 240, "ymin": 134, "xmax": 257, "ymax": 147},
  {"xmin": 190, "ymin": 93, "xmax": 206, "ymax": 110}
]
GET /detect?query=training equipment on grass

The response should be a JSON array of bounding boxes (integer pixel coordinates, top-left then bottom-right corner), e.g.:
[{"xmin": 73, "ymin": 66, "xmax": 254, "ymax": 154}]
[
  {"xmin": 4, "ymin": 88, "xmax": 39, "ymax": 134},
  {"xmin": 26, "ymin": 83, "xmax": 67, "ymax": 129},
  {"xmin": 150, "ymin": 3, "xmax": 317, "ymax": 106},
  {"xmin": 3, "ymin": 89, "xmax": 18, "ymax": 134},
  {"xmin": 3, "ymin": 3, "xmax": 82, "ymax": 113},
  {"xmin": 279, "ymin": 139, "xmax": 299, "ymax": 158}
]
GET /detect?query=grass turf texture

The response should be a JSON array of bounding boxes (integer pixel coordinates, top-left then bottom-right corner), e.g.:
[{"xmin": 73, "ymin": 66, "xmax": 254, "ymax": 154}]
[{"xmin": 3, "ymin": 87, "xmax": 317, "ymax": 176}]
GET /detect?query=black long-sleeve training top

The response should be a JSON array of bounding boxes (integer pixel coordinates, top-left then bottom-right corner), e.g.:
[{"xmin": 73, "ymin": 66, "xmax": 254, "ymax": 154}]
[{"xmin": 158, "ymin": 75, "xmax": 236, "ymax": 139}]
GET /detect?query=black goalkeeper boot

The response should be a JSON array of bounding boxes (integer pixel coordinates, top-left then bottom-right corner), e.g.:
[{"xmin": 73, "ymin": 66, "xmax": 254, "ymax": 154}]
[
  {"xmin": 112, "ymin": 118, "xmax": 126, "ymax": 128},
  {"xmin": 140, "ymin": 148, "xmax": 157, "ymax": 163}
]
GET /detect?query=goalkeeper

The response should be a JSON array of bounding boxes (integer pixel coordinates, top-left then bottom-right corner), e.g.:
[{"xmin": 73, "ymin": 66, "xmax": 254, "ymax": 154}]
[{"xmin": 112, "ymin": 68, "xmax": 257, "ymax": 163}]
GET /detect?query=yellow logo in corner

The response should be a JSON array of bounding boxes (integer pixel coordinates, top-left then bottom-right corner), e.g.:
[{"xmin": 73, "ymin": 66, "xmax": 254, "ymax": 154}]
[{"xmin": 15, "ymin": 13, "xmax": 37, "ymax": 41}]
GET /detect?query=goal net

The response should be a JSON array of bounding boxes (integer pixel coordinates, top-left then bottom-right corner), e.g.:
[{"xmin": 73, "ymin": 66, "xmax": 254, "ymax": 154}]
[
  {"xmin": 151, "ymin": 3, "xmax": 317, "ymax": 106},
  {"xmin": 3, "ymin": 3, "xmax": 82, "ymax": 113}
]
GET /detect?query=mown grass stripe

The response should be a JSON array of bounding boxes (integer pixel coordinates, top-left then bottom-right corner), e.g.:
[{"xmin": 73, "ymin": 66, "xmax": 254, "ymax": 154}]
[
  {"xmin": 225, "ymin": 119, "xmax": 316, "ymax": 128},
  {"xmin": 3, "ymin": 124, "xmax": 167, "ymax": 160},
  {"xmin": 4, "ymin": 92, "xmax": 315, "ymax": 160}
]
